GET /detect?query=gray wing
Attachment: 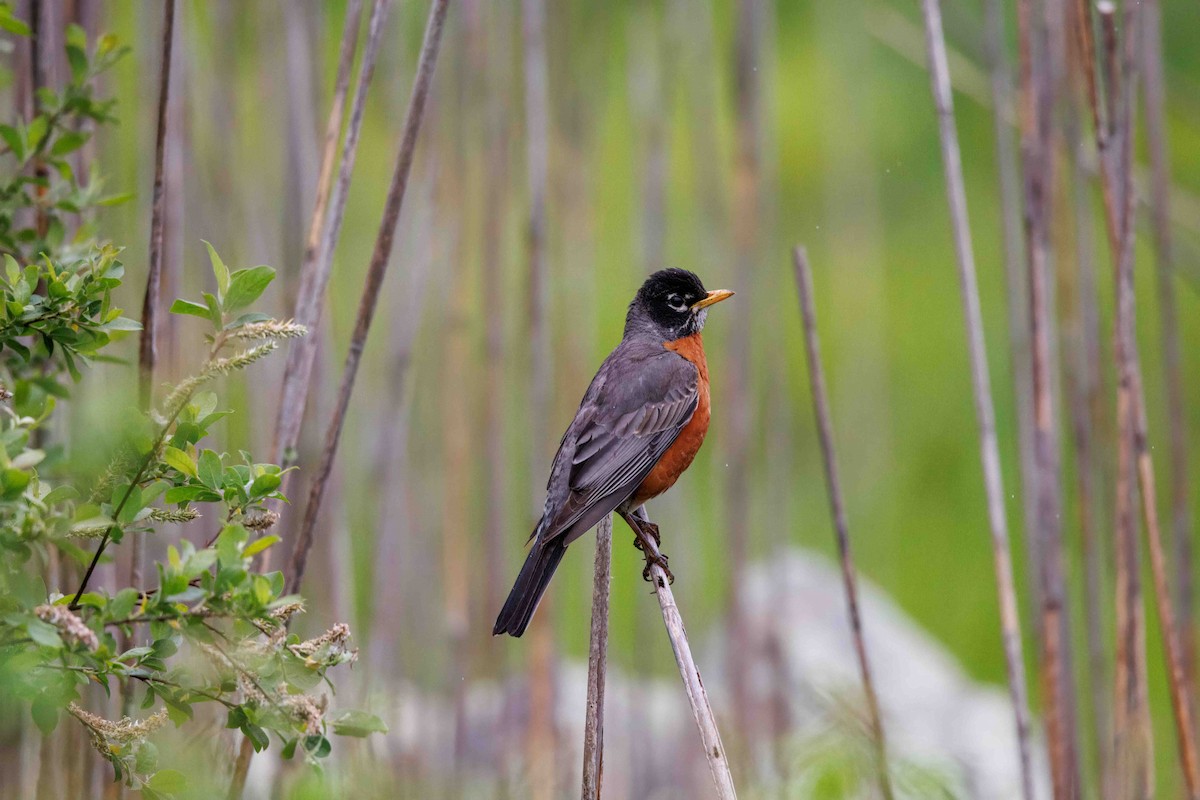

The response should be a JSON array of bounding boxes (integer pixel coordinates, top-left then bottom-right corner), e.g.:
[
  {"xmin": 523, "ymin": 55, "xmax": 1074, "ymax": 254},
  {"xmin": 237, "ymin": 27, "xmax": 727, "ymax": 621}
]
[{"xmin": 537, "ymin": 345, "xmax": 699, "ymax": 545}]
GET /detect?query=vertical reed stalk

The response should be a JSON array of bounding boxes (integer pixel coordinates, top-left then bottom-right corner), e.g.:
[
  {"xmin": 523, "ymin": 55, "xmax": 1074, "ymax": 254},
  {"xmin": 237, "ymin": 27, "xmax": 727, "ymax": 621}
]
[
  {"xmin": 580, "ymin": 515, "xmax": 612, "ymax": 800},
  {"xmin": 791, "ymin": 246, "xmax": 894, "ymax": 800},
  {"xmin": 1016, "ymin": 0, "xmax": 1077, "ymax": 795},
  {"xmin": 917, "ymin": 4, "xmax": 1037, "ymax": 795},
  {"xmin": 522, "ymin": 0, "xmax": 558, "ymax": 796},
  {"xmin": 271, "ymin": 0, "xmax": 373, "ymax": 477},
  {"xmin": 1140, "ymin": 0, "xmax": 1195, "ymax": 711}
]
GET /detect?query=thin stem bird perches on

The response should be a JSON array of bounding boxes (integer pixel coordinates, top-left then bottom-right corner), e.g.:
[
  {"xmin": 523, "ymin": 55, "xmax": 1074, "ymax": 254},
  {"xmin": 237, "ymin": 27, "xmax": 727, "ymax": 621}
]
[
  {"xmin": 627, "ymin": 518, "xmax": 736, "ymax": 800},
  {"xmin": 580, "ymin": 515, "xmax": 612, "ymax": 800},
  {"xmin": 916, "ymin": 3, "xmax": 1037, "ymax": 797},
  {"xmin": 285, "ymin": 0, "xmax": 449, "ymax": 596},
  {"xmin": 791, "ymin": 246, "xmax": 894, "ymax": 800}
]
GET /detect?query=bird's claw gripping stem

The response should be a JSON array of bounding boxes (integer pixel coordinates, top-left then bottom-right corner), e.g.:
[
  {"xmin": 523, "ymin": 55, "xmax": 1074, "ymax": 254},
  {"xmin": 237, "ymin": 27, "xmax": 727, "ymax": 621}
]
[{"xmin": 641, "ymin": 549, "xmax": 674, "ymax": 585}]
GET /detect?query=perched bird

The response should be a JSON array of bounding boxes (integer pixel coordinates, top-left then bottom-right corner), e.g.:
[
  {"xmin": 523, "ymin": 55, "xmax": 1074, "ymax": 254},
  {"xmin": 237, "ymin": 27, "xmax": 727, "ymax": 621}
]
[{"xmin": 493, "ymin": 268, "xmax": 732, "ymax": 637}]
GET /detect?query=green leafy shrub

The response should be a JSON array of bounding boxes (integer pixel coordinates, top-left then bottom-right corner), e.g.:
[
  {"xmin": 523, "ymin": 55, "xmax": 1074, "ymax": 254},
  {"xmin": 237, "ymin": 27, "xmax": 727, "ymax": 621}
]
[{"xmin": 0, "ymin": 12, "xmax": 379, "ymax": 798}]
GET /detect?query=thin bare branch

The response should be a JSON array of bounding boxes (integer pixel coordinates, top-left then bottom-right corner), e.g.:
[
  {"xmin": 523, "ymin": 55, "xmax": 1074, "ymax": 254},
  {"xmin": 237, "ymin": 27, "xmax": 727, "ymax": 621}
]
[
  {"xmin": 916, "ymin": 6, "xmax": 1037, "ymax": 796},
  {"xmin": 285, "ymin": 0, "xmax": 450, "ymax": 596},
  {"xmin": 791, "ymin": 245, "xmax": 894, "ymax": 800},
  {"xmin": 581, "ymin": 515, "xmax": 612, "ymax": 800}
]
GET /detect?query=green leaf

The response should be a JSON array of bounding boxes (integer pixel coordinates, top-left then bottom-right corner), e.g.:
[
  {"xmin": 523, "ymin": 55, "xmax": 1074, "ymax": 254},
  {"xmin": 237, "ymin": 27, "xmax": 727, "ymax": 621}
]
[
  {"xmin": 100, "ymin": 315, "xmax": 141, "ymax": 332},
  {"xmin": 0, "ymin": 126, "xmax": 22, "ymax": 161},
  {"xmin": 109, "ymin": 587, "xmax": 139, "ymax": 620},
  {"xmin": 4, "ymin": 253, "xmax": 19, "ymax": 285},
  {"xmin": 202, "ymin": 292, "xmax": 222, "ymax": 327},
  {"xmin": 330, "ymin": 710, "xmax": 389, "ymax": 737},
  {"xmin": 248, "ymin": 473, "xmax": 281, "ymax": 497},
  {"xmin": 0, "ymin": 467, "xmax": 30, "ymax": 500},
  {"xmin": 31, "ymin": 696, "xmax": 59, "ymax": 736},
  {"xmin": 0, "ymin": 8, "xmax": 31, "ymax": 36},
  {"xmin": 168, "ymin": 298, "xmax": 210, "ymax": 320},
  {"xmin": 182, "ymin": 548, "xmax": 217, "ymax": 577},
  {"xmin": 216, "ymin": 524, "xmax": 248, "ymax": 567},
  {"xmin": 26, "ymin": 618, "xmax": 63, "ymax": 648},
  {"xmin": 146, "ymin": 769, "xmax": 186, "ymax": 794},
  {"xmin": 161, "ymin": 445, "xmax": 197, "ymax": 478},
  {"xmin": 242, "ymin": 535, "xmax": 280, "ymax": 558},
  {"xmin": 42, "ymin": 484, "xmax": 79, "ymax": 505},
  {"xmin": 197, "ymin": 449, "xmax": 222, "ymax": 490},
  {"xmin": 163, "ymin": 485, "xmax": 220, "ymax": 504},
  {"xmin": 96, "ymin": 191, "xmax": 135, "ymax": 207},
  {"xmin": 49, "ymin": 130, "xmax": 89, "ymax": 157},
  {"xmin": 204, "ymin": 241, "xmax": 230, "ymax": 302},
  {"xmin": 303, "ymin": 735, "xmax": 331, "ymax": 759},
  {"xmin": 222, "ymin": 266, "xmax": 275, "ymax": 312},
  {"xmin": 242, "ymin": 722, "xmax": 270, "ymax": 753}
]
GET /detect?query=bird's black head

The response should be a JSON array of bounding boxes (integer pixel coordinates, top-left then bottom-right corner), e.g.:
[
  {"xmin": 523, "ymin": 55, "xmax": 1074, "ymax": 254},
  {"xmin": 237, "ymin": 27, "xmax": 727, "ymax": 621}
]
[{"xmin": 625, "ymin": 268, "xmax": 734, "ymax": 341}]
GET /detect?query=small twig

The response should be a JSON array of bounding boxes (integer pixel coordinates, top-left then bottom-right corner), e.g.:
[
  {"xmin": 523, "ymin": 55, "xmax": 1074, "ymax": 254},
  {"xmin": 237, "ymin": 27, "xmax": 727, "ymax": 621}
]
[
  {"xmin": 791, "ymin": 246, "xmax": 893, "ymax": 800},
  {"xmin": 634, "ymin": 526, "xmax": 736, "ymax": 799},
  {"xmin": 285, "ymin": 0, "xmax": 450, "ymax": 597},
  {"xmin": 580, "ymin": 515, "xmax": 612, "ymax": 800}
]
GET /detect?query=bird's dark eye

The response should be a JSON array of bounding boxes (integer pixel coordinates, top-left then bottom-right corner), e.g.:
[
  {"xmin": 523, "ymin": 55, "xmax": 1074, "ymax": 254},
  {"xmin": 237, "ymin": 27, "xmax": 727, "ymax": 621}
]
[{"xmin": 666, "ymin": 293, "xmax": 688, "ymax": 312}]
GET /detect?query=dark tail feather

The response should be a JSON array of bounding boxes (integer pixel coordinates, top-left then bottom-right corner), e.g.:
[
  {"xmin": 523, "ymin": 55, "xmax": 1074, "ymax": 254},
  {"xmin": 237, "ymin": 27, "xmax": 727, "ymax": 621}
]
[{"xmin": 493, "ymin": 539, "xmax": 567, "ymax": 637}]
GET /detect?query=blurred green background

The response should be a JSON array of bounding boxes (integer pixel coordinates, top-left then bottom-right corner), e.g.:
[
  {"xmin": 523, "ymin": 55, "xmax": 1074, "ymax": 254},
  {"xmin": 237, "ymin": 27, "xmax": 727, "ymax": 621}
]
[{"xmin": 44, "ymin": 0, "xmax": 1200, "ymax": 795}]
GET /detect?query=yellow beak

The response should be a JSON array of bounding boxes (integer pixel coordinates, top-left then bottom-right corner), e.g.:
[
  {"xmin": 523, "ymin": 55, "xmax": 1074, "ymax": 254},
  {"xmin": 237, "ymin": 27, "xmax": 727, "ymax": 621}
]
[{"xmin": 691, "ymin": 289, "xmax": 735, "ymax": 310}]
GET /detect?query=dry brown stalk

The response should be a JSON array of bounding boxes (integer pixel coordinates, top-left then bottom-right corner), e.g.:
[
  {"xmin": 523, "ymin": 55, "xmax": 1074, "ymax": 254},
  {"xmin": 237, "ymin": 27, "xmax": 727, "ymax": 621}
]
[
  {"xmin": 792, "ymin": 246, "xmax": 894, "ymax": 800},
  {"xmin": 285, "ymin": 0, "xmax": 449, "ymax": 595},
  {"xmin": 916, "ymin": 3, "xmax": 1038, "ymax": 796},
  {"xmin": 580, "ymin": 515, "xmax": 612, "ymax": 800},
  {"xmin": 231, "ymin": 1, "xmax": 449, "ymax": 797},
  {"xmin": 272, "ymin": 0, "xmax": 375, "ymax": 477},
  {"xmin": 1074, "ymin": 3, "xmax": 1200, "ymax": 795},
  {"xmin": 1016, "ymin": 0, "xmax": 1077, "ymax": 795},
  {"xmin": 982, "ymin": 0, "xmax": 1043, "ymax": 632},
  {"xmin": 1140, "ymin": 0, "xmax": 1196, "ymax": 708},
  {"xmin": 1063, "ymin": 44, "xmax": 1111, "ymax": 795},
  {"xmin": 132, "ymin": 0, "xmax": 175, "ymax": 599}
]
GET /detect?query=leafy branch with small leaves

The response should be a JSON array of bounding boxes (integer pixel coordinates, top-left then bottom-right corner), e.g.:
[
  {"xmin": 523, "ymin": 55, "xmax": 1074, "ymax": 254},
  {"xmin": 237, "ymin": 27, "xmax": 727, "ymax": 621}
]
[{"xmin": 0, "ymin": 12, "xmax": 383, "ymax": 799}]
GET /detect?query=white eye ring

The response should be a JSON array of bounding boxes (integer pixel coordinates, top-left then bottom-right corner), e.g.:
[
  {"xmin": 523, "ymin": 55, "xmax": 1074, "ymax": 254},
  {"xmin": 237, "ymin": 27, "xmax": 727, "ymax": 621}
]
[{"xmin": 667, "ymin": 293, "xmax": 689, "ymax": 312}]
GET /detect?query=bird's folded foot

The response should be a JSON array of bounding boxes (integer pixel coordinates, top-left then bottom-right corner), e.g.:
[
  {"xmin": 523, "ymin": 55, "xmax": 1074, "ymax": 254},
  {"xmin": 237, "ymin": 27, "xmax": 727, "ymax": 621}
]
[
  {"xmin": 642, "ymin": 521, "xmax": 661, "ymax": 548},
  {"xmin": 641, "ymin": 550, "xmax": 674, "ymax": 585}
]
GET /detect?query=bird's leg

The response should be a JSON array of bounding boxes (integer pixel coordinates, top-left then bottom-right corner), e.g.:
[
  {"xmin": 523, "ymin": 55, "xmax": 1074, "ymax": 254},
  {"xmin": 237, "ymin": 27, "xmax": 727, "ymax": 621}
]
[{"xmin": 619, "ymin": 507, "xmax": 673, "ymax": 584}]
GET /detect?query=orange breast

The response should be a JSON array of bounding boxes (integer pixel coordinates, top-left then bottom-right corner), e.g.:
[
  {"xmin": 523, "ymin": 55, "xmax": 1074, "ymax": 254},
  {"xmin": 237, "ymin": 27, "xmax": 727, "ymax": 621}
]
[{"xmin": 632, "ymin": 333, "xmax": 711, "ymax": 505}]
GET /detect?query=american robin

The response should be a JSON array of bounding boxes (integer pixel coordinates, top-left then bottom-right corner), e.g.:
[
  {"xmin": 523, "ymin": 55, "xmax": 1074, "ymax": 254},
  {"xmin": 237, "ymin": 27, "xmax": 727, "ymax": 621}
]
[{"xmin": 493, "ymin": 268, "xmax": 733, "ymax": 637}]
